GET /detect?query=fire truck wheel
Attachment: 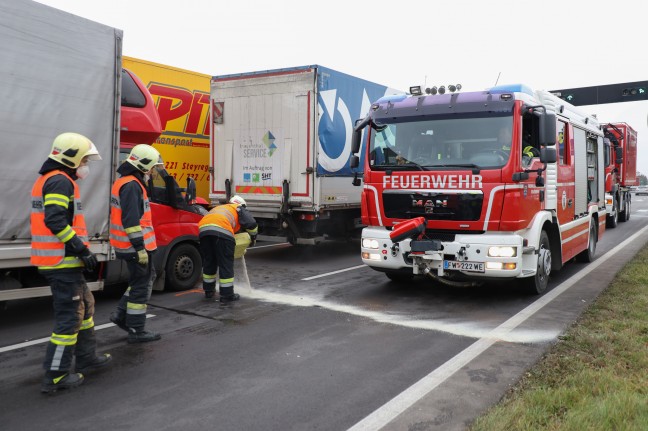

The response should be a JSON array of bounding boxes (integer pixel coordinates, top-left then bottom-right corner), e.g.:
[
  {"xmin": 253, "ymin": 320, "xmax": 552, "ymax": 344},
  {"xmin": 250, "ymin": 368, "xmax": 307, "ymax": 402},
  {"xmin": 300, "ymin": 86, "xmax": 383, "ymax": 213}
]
[
  {"xmin": 523, "ymin": 230, "xmax": 551, "ymax": 295},
  {"xmin": 606, "ymin": 203, "xmax": 618, "ymax": 228},
  {"xmin": 576, "ymin": 221, "xmax": 597, "ymax": 263},
  {"xmin": 165, "ymin": 243, "xmax": 202, "ymax": 291},
  {"xmin": 619, "ymin": 199, "xmax": 630, "ymax": 222}
]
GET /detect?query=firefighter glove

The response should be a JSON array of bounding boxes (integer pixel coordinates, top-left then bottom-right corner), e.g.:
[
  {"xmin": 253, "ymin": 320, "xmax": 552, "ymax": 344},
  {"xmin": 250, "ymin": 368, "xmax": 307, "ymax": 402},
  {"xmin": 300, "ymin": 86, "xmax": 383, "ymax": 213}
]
[
  {"xmin": 137, "ymin": 249, "xmax": 149, "ymax": 266},
  {"xmin": 80, "ymin": 248, "xmax": 98, "ymax": 271},
  {"xmin": 250, "ymin": 235, "xmax": 257, "ymax": 247}
]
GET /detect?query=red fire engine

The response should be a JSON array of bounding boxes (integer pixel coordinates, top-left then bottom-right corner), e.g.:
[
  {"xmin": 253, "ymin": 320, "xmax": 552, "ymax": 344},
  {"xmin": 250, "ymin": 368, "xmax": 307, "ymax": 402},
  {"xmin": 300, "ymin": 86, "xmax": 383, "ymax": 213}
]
[
  {"xmin": 350, "ymin": 84, "xmax": 607, "ymax": 294},
  {"xmin": 602, "ymin": 122, "xmax": 637, "ymax": 228}
]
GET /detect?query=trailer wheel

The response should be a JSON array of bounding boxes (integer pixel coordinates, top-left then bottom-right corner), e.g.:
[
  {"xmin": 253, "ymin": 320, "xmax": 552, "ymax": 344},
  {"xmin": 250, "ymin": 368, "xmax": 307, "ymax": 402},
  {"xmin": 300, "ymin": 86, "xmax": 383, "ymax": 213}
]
[
  {"xmin": 576, "ymin": 220, "xmax": 597, "ymax": 263},
  {"xmin": 523, "ymin": 230, "xmax": 551, "ymax": 295},
  {"xmin": 619, "ymin": 199, "xmax": 630, "ymax": 222},
  {"xmin": 625, "ymin": 200, "xmax": 631, "ymax": 221},
  {"xmin": 165, "ymin": 243, "xmax": 202, "ymax": 291}
]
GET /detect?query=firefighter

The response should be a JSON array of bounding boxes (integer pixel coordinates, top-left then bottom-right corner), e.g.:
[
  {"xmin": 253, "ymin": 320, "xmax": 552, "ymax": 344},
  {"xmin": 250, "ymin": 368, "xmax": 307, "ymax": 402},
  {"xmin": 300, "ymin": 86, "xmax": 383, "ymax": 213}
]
[
  {"xmin": 199, "ymin": 195, "xmax": 258, "ymax": 304},
  {"xmin": 498, "ymin": 125, "xmax": 512, "ymax": 153},
  {"xmin": 32, "ymin": 132, "xmax": 112, "ymax": 394},
  {"xmin": 108, "ymin": 144, "xmax": 163, "ymax": 343}
]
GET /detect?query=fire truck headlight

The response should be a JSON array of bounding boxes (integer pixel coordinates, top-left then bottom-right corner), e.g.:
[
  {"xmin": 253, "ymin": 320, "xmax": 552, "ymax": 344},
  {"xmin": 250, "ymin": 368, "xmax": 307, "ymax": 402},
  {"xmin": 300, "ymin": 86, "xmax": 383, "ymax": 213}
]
[
  {"xmin": 362, "ymin": 238, "xmax": 380, "ymax": 249},
  {"xmin": 488, "ymin": 246, "xmax": 517, "ymax": 258}
]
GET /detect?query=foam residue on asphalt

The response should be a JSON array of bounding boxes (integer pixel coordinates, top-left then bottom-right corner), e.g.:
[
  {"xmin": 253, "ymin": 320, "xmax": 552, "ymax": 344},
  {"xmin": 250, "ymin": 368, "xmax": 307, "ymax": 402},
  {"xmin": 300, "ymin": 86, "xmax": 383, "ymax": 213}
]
[{"xmin": 233, "ymin": 258, "xmax": 558, "ymax": 343}]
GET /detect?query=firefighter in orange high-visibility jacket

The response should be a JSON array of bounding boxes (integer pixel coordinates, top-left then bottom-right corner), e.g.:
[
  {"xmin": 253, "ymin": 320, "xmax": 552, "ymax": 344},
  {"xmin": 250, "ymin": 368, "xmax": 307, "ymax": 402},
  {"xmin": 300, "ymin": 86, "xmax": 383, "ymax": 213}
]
[
  {"xmin": 198, "ymin": 195, "xmax": 258, "ymax": 304},
  {"xmin": 109, "ymin": 145, "xmax": 163, "ymax": 343},
  {"xmin": 31, "ymin": 133, "xmax": 112, "ymax": 394}
]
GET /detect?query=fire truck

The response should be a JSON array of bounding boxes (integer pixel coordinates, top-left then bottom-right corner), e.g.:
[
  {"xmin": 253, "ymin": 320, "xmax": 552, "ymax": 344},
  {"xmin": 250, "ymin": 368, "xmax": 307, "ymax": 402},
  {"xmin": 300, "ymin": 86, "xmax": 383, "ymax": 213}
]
[
  {"xmin": 602, "ymin": 122, "xmax": 637, "ymax": 228},
  {"xmin": 350, "ymin": 84, "xmax": 606, "ymax": 294}
]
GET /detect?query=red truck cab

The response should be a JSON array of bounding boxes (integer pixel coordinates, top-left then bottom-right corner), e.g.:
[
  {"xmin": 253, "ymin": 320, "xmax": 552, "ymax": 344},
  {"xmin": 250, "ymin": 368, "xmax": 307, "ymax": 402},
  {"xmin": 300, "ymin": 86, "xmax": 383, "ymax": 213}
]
[{"xmin": 119, "ymin": 69, "xmax": 205, "ymax": 291}]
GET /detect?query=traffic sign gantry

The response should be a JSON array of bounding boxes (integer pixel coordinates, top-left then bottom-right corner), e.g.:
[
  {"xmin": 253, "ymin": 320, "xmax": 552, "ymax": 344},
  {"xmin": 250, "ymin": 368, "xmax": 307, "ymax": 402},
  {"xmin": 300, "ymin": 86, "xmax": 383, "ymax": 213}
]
[{"xmin": 550, "ymin": 81, "xmax": 648, "ymax": 106}]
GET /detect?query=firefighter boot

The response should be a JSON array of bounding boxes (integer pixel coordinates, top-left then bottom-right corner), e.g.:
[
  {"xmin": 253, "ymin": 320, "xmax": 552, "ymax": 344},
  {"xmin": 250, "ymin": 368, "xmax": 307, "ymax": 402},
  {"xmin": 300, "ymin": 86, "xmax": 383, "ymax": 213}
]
[
  {"xmin": 127, "ymin": 329, "xmax": 161, "ymax": 344},
  {"xmin": 41, "ymin": 372, "xmax": 84, "ymax": 394},
  {"xmin": 203, "ymin": 279, "xmax": 216, "ymax": 299},
  {"xmin": 75, "ymin": 327, "xmax": 113, "ymax": 374},
  {"xmin": 109, "ymin": 311, "xmax": 128, "ymax": 332},
  {"xmin": 219, "ymin": 286, "xmax": 240, "ymax": 305}
]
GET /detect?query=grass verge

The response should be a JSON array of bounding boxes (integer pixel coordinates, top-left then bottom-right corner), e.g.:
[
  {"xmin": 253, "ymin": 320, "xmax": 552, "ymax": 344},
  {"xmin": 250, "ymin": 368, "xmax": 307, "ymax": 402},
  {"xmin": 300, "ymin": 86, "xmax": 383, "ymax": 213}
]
[{"xmin": 470, "ymin": 246, "xmax": 648, "ymax": 430}]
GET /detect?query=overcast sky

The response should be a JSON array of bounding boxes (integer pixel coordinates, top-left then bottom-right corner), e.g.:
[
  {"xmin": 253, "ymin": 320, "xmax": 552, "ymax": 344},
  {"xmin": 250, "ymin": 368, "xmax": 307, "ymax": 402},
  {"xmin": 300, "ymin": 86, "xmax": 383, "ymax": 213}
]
[{"xmin": 36, "ymin": 0, "xmax": 648, "ymax": 173}]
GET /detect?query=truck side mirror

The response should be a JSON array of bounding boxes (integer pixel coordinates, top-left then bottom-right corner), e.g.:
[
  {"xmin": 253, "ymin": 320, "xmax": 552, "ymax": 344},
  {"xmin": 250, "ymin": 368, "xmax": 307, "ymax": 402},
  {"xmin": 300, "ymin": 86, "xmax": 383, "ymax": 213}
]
[
  {"xmin": 539, "ymin": 112, "xmax": 556, "ymax": 146},
  {"xmin": 164, "ymin": 175, "xmax": 180, "ymax": 209},
  {"xmin": 540, "ymin": 147, "xmax": 557, "ymax": 164},
  {"xmin": 615, "ymin": 147, "xmax": 623, "ymax": 164},
  {"xmin": 351, "ymin": 129, "xmax": 362, "ymax": 154},
  {"xmin": 185, "ymin": 176, "xmax": 197, "ymax": 204},
  {"xmin": 350, "ymin": 154, "xmax": 359, "ymax": 169}
]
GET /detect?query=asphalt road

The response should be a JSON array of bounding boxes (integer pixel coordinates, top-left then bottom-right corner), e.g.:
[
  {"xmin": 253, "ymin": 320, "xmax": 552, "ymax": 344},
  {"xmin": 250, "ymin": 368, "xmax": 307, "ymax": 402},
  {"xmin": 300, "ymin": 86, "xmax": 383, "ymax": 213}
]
[{"xmin": 2, "ymin": 196, "xmax": 648, "ymax": 431}]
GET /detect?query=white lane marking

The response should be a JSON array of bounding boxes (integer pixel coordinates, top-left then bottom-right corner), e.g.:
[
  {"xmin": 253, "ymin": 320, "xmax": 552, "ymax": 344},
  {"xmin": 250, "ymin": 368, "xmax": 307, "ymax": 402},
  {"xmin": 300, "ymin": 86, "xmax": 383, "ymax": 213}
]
[
  {"xmin": 347, "ymin": 225, "xmax": 648, "ymax": 431},
  {"xmin": 250, "ymin": 242, "xmax": 290, "ymax": 250},
  {"xmin": 0, "ymin": 314, "xmax": 156, "ymax": 354},
  {"xmin": 302, "ymin": 265, "xmax": 367, "ymax": 281}
]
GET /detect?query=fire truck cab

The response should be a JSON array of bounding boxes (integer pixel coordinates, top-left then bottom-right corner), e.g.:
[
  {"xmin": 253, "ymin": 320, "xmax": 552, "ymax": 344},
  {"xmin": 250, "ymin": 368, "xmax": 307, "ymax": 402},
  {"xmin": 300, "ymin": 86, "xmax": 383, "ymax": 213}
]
[{"xmin": 351, "ymin": 84, "xmax": 606, "ymax": 294}]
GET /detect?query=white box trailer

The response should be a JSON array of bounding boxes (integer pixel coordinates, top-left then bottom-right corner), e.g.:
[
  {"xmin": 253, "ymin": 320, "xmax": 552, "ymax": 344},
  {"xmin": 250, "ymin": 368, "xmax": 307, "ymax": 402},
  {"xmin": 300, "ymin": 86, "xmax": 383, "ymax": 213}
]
[
  {"xmin": 0, "ymin": 0, "xmax": 121, "ymax": 302},
  {"xmin": 210, "ymin": 65, "xmax": 399, "ymax": 244}
]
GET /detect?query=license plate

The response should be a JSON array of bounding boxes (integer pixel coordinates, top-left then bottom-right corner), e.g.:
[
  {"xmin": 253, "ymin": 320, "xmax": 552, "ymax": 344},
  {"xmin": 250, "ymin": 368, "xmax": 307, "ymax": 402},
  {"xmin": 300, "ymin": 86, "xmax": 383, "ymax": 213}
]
[{"xmin": 443, "ymin": 260, "xmax": 485, "ymax": 272}]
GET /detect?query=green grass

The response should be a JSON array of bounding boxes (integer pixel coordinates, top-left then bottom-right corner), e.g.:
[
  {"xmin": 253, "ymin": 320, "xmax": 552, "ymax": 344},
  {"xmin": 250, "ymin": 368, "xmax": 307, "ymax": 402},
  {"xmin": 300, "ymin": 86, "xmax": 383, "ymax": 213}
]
[{"xmin": 470, "ymin": 246, "xmax": 648, "ymax": 431}]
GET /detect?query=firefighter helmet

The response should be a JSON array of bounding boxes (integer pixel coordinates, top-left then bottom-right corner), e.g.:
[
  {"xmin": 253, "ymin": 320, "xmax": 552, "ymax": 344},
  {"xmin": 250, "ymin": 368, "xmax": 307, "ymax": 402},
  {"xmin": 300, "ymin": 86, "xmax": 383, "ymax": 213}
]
[
  {"xmin": 48, "ymin": 133, "xmax": 102, "ymax": 168},
  {"xmin": 229, "ymin": 195, "xmax": 247, "ymax": 207},
  {"xmin": 126, "ymin": 144, "xmax": 163, "ymax": 173}
]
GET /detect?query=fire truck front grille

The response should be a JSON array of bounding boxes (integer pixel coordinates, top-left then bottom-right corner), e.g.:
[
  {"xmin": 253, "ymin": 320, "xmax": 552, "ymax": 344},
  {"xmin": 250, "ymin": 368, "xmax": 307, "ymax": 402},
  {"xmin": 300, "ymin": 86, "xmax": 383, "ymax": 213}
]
[{"xmin": 382, "ymin": 191, "xmax": 483, "ymax": 221}]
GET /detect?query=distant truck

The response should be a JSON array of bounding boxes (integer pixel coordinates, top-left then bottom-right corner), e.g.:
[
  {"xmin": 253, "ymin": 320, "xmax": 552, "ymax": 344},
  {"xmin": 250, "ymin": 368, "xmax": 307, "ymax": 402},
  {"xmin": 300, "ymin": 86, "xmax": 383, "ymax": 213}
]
[
  {"xmin": 602, "ymin": 122, "xmax": 637, "ymax": 227},
  {"xmin": 123, "ymin": 57, "xmax": 212, "ymax": 200},
  {"xmin": 210, "ymin": 65, "xmax": 400, "ymax": 244},
  {"xmin": 0, "ymin": 0, "xmax": 203, "ymax": 308}
]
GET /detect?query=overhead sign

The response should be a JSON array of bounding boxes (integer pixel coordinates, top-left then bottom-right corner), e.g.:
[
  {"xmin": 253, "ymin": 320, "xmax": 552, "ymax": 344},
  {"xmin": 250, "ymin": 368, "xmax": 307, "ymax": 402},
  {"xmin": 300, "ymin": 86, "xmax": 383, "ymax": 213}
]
[{"xmin": 551, "ymin": 81, "xmax": 648, "ymax": 106}]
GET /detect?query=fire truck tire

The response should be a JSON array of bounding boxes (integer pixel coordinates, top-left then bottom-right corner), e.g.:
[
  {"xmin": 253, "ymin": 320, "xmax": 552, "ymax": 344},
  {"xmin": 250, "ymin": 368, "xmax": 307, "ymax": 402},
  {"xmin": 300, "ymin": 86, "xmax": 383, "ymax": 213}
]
[
  {"xmin": 576, "ymin": 221, "xmax": 597, "ymax": 263},
  {"xmin": 165, "ymin": 243, "xmax": 202, "ymax": 291},
  {"xmin": 606, "ymin": 203, "xmax": 618, "ymax": 228},
  {"xmin": 523, "ymin": 230, "xmax": 551, "ymax": 295}
]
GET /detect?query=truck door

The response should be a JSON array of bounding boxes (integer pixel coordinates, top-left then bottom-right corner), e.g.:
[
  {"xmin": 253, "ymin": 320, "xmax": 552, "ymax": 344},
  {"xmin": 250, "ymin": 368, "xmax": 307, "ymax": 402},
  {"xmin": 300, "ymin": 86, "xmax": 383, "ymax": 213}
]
[{"xmin": 556, "ymin": 120, "xmax": 575, "ymax": 226}]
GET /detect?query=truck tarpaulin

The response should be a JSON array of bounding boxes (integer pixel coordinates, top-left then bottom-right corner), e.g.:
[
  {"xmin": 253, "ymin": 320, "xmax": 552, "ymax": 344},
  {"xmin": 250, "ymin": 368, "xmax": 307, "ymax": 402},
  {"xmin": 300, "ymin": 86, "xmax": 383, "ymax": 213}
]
[
  {"xmin": 0, "ymin": 0, "xmax": 120, "ymax": 242},
  {"xmin": 315, "ymin": 66, "xmax": 397, "ymax": 176}
]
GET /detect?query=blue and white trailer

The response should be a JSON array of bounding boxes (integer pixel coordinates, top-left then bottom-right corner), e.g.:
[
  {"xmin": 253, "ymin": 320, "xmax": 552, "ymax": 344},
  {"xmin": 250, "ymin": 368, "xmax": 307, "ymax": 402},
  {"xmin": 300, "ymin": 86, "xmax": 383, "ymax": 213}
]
[{"xmin": 210, "ymin": 65, "xmax": 400, "ymax": 244}]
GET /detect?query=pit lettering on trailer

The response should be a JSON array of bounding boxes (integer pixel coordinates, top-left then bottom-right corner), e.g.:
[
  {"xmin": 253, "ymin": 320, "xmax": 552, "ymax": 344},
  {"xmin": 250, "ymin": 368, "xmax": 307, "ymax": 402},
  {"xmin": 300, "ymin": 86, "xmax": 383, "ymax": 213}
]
[{"xmin": 382, "ymin": 174, "xmax": 483, "ymax": 189}]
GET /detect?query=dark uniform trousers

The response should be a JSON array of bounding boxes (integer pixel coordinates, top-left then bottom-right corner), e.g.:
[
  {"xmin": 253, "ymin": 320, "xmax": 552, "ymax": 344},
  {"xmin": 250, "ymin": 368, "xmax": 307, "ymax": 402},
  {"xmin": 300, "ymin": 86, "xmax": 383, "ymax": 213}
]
[
  {"xmin": 199, "ymin": 235, "xmax": 235, "ymax": 297},
  {"xmin": 114, "ymin": 255, "xmax": 156, "ymax": 332},
  {"xmin": 42, "ymin": 269, "xmax": 99, "ymax": 374}
]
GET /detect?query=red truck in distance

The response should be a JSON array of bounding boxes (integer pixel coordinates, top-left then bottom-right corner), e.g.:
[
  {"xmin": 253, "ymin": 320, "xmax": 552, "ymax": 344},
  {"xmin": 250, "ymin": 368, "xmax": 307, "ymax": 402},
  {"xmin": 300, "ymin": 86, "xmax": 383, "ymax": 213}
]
[{"xmin": 602, "ymin": 122, "xmax": 637, "ymax": 228}]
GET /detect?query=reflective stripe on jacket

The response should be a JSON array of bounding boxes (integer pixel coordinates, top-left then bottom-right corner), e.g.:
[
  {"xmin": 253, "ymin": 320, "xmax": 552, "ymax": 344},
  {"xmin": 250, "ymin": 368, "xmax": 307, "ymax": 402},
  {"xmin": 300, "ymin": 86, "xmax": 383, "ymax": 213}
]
[
  {"xmin": 30, "ymin": 170, "xmax": 88, "ymax": 268},
  {"xmin": 198, "ymin": 203, "xmax": 240, "ymax": 239},
  {"xmin": 109, "ymin": 175, "xmax": 157, "ymax": 252}
]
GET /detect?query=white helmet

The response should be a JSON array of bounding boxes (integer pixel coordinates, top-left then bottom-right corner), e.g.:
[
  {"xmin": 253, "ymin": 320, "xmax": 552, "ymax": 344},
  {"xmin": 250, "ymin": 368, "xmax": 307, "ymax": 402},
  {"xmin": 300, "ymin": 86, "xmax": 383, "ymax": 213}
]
[
  {"xmin": 48, "ymin": 132, "xmax": 102, "ymax": 168},
  {"xmin": 229, "ymin": 195, "xmax": 247, "ymax": 206},
  {"xmin": 126, "ymin": 144, "xmax": 163, "ymax": 173}
]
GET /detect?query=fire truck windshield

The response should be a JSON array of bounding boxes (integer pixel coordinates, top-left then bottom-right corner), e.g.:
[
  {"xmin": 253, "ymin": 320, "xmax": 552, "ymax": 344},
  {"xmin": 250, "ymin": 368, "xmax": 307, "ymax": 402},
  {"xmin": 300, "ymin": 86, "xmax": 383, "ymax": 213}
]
[{"xmin": 368, "ymin": 114, "xmax": 514, "ymax": 170}]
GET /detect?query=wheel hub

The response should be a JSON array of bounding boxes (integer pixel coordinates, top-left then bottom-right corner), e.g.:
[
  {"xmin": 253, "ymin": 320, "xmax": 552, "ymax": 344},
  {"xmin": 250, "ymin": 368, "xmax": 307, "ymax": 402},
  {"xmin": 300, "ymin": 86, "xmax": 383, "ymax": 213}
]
[
  {"xmin": 174, "ymin": 256, "xmax": 194, "ymax": 279},
  {"xmin": 538, "ymin": 247, "xmax": 551, "ymax": 278}
]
